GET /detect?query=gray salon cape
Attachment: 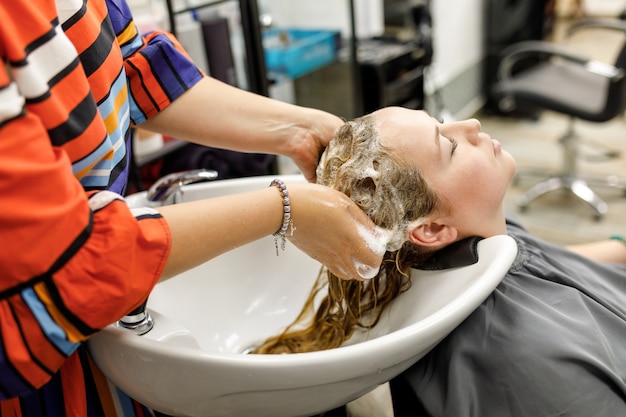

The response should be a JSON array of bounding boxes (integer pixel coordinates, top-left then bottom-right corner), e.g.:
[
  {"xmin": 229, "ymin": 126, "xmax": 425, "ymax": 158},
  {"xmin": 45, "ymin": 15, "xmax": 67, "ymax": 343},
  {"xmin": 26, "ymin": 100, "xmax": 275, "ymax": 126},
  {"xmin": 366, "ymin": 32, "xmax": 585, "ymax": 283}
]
[{"xmin": 391, "ymin": 217, "xmax": 626, "ymax": 417}]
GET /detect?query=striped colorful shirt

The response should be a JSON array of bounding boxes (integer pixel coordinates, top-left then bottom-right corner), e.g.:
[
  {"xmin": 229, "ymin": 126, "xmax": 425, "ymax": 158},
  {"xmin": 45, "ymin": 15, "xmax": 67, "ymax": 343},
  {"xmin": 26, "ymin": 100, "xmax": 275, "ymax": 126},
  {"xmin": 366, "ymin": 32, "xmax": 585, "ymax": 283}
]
[{"xmin": 0, "ymin": 0, "xmax": 204, "ymax": 414}]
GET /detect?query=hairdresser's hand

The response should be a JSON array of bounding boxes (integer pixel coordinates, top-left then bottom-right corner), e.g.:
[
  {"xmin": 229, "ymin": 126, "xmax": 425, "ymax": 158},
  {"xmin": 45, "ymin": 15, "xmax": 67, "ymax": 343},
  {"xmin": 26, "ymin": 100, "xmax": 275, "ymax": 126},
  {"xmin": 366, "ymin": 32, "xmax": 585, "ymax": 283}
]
[
  {"xmin": 287, "ymin": 184, "xmax": 384, "ymax": 280},
  {"xmin": 286, "ymin": 110, "xmax": 343, "ymax": 183}
]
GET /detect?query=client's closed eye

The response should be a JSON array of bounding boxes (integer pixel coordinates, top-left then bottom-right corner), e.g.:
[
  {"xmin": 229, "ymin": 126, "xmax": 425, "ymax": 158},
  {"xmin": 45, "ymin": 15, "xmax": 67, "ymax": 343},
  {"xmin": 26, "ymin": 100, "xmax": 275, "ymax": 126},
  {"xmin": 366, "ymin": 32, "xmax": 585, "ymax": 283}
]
[{"xmin": 444, "ymin": 136, "xmax": 458, "ymax": 155}]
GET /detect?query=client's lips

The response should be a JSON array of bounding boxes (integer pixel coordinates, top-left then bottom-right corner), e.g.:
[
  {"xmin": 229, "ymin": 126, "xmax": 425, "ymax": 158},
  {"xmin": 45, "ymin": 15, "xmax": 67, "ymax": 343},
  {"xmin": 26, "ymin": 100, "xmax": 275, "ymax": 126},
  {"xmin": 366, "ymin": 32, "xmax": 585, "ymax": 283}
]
[{"xmin": 491, "ymin": 138, "xmax": 501, "ymax": 156}]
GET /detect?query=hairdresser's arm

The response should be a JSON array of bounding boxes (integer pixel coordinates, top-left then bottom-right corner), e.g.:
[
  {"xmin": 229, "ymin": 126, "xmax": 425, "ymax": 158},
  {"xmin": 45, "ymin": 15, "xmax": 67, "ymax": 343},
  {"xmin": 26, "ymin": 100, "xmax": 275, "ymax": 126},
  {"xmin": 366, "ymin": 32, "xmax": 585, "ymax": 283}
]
[
  {"xmin": 140, "ymin": 77, "xmax": 341, "ymax": 182},
  {"xmin": 566, "ymin": 238, "xmax": 626, "ymax": 264},
  {"xmin": 157, "ymin": 182, "xmax": 382, "ymax": 281}
]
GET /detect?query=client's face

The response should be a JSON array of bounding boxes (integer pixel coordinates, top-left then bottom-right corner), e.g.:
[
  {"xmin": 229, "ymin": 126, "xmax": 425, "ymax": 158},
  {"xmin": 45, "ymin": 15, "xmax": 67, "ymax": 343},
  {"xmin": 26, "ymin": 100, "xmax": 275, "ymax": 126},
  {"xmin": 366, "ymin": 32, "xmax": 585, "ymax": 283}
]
[{"xmin": 372, "ymin": 107, "xmax": 516, "ymax": 237}]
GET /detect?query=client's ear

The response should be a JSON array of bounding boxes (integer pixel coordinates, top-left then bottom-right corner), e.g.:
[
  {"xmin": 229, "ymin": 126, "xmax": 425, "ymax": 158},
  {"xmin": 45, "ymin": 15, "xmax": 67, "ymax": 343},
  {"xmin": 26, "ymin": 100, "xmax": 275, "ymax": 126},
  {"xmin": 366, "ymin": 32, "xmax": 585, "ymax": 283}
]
[{"xmin": 406, "ymin": 218, "xmax": 458, "ymax": 247}]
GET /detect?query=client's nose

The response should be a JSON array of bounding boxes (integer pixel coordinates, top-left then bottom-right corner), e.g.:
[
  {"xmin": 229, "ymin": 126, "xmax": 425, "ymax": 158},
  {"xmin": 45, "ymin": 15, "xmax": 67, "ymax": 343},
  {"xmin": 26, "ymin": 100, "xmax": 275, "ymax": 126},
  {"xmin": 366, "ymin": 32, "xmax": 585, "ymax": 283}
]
[{"xmin": 457, "ymin": 119, "xmax": 482, "ymax": 145}]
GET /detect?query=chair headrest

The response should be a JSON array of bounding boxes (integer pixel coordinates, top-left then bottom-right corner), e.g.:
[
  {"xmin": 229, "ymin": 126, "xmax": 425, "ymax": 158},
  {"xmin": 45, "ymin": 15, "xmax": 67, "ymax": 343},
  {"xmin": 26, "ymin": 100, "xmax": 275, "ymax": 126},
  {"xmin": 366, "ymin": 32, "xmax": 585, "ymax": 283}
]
[{"xmin": 413, "ymin": 236, "xmax": 483, "ymax": 270}]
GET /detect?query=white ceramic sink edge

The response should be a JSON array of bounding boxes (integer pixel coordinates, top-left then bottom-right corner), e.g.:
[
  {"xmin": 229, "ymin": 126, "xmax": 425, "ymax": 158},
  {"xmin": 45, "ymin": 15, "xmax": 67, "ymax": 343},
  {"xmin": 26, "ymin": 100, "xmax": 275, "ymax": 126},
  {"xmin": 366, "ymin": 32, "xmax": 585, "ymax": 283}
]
[{"xmin": 88, "ymin": 175, "xmax": 518, "ymax": 417}]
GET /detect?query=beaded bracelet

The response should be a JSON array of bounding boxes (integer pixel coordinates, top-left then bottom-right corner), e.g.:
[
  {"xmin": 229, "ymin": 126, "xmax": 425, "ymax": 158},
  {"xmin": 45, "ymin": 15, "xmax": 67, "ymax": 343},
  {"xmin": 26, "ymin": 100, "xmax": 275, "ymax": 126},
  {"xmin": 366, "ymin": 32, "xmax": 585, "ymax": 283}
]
[
  {"xmin": 270, "ymin": 179, "xmax": 295, "ymax": 255},
  {"xmin": 609, "ymin": 234, "xmax": 626, "ymax": 245}
]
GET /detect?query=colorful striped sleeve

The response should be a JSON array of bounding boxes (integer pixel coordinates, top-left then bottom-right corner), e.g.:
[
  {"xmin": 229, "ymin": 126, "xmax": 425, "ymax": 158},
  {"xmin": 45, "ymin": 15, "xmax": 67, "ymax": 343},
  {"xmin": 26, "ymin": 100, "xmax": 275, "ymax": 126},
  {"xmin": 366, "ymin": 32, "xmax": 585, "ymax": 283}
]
[
  {"xmin": 0, "ymin": 0, "xmax": 171, "ymax": 401},
  {"xmin": 105, "ymin": 0, "xmax": 205, "ymax": 125}
]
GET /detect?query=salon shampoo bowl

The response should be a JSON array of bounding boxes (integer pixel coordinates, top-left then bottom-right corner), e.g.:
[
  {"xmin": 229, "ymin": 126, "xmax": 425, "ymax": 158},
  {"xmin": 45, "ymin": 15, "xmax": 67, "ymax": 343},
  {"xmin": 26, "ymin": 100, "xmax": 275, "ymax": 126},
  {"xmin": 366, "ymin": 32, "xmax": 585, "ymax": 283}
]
[{"xmin": 87, "ymin": 175, "xmax": 517, "ymax": 417}]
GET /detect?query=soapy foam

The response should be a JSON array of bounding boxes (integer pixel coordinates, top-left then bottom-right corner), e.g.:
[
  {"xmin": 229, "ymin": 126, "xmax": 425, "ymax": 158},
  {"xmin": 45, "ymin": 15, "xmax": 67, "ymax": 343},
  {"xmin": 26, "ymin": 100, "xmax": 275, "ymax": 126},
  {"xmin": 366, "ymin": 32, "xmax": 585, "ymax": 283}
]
[
  {"xmin": 353, "ymin": 223, "xmax": 409, "ymax": 279},
  {"xmin": 358, "ymin": 223, "xmax": 391, "ymax": 257},
  {"xmin": 360, "ymin": 166, "xmax": 380, "ymax": 181},
  {"xmin": 319, "ymin": 119, "xmax": 416, "ymax": 279},
  {"xmin": 352, "ymin": 259, "xmax": 380, "ymax": 280}
]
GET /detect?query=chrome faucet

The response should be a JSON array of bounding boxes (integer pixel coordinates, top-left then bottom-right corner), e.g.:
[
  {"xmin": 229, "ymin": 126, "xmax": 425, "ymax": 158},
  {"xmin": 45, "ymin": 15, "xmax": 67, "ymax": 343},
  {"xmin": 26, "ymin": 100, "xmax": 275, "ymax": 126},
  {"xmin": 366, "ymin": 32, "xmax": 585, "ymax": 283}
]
[
  {"xmin": 146, "ymin": 169, "xmax": 218, "ymax": 207},
  {"xmin": 118, "ymin": 169, "xmax": 218, "ymax": 335},
  {"xmin": 118, "ymin": 301, "xmax": 154, "ymax": 335}
]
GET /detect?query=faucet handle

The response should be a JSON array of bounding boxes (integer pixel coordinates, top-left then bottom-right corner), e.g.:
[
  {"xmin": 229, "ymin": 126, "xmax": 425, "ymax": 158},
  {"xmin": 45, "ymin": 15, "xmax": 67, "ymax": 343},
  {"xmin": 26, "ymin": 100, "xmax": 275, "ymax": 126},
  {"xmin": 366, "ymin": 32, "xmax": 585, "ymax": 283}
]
[{"xmin": 147, "ymin": 169, "xmax": 218, "ymax": 206}]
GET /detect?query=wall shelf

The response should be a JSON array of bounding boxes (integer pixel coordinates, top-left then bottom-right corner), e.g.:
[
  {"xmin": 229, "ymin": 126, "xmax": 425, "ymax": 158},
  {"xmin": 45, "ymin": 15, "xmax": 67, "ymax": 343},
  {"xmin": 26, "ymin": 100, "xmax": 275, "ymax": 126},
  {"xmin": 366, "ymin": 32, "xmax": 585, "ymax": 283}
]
[{"xmin": 134, "ymin": 137, "xmax": 189, "ymax": 167}]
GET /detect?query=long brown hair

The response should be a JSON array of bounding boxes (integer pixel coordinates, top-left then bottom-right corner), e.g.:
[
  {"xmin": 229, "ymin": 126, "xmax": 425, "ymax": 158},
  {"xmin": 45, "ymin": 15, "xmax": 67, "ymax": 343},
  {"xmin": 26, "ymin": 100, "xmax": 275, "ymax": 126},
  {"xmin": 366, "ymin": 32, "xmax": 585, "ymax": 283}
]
[{"xmin": 253, "ymin": 115, "xmax": 439, "ymax": 354}]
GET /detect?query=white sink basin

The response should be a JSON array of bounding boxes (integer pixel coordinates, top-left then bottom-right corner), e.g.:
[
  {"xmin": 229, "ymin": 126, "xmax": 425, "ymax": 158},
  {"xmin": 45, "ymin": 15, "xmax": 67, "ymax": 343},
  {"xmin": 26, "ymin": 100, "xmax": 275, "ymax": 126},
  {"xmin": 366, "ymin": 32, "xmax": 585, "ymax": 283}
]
[{"xmin": 88, "ymin": 175, "xmax": 517, "ymax": 417}]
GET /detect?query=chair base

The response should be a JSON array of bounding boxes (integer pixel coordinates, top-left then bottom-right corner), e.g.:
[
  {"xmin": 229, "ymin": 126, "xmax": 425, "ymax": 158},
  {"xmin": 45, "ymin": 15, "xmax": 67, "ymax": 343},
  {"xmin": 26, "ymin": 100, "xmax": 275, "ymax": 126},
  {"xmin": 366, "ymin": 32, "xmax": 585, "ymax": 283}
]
[{"xmin": 515, "ymin": 170, "xmax": 626, "ymax": 220}]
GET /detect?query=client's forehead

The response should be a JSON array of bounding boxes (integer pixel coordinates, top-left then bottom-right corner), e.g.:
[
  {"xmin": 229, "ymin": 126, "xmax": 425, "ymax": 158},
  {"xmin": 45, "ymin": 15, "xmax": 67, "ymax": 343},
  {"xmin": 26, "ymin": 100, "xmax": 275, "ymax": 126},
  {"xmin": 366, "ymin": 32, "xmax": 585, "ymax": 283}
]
[
  {"xmin": 372, "ymin": 108, "xmax": 433, "ymax": 153},
  {"xmin": 372, "ymin": 107, "xmax": 431, "ymax": 130}
]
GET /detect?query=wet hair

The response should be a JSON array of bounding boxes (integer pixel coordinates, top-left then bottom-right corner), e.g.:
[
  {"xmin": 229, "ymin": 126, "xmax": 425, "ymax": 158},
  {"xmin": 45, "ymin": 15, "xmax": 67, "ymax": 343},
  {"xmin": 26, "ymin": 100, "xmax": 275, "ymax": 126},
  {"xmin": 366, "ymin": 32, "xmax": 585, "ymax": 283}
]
[{"xmin": 253, "ymin": 114, "xmax": 440, "ymax": 354}]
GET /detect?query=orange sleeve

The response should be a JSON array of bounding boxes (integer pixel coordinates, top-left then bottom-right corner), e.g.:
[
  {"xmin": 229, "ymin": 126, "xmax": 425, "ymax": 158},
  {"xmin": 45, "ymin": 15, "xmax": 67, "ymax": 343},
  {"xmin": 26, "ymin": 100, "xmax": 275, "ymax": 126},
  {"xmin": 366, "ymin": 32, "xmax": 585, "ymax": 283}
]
[
  {"xmin": 0, "ymin": 68, "xmax": 170, "ymax": 395},
  {"xmin": 0, "ymin": 0, "xmax": 176, "ymax": 398}
]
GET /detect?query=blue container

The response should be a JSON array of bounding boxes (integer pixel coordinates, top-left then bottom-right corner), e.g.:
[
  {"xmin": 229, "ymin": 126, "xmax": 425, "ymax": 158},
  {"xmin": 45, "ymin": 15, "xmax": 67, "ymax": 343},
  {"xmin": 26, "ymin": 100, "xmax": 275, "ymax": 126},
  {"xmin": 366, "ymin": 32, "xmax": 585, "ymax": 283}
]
[{"xmin": 263, "ymin": 29, "xmax": 339, "ymax": 78}]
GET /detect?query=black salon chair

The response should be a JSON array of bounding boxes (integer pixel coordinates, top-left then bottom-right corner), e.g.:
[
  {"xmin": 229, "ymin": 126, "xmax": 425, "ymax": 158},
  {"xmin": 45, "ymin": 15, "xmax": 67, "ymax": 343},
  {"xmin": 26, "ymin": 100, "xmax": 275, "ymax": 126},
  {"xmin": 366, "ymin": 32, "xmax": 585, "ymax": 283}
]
[{"xmin": 492, "ymin": 17, "xmax": 626, "ymax": 219}]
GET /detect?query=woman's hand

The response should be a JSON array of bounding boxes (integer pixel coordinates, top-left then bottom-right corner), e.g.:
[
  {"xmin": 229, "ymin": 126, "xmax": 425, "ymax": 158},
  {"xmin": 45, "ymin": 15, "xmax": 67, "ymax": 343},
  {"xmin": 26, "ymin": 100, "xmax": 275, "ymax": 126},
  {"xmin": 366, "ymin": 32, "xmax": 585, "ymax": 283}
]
[
  {"xmin": 287, "ymin": 183, "xmax": 384, "ymax": 280},
  {"xmin": 283, "ymin": 109, "xmax": 343, "ymax": 183}
]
